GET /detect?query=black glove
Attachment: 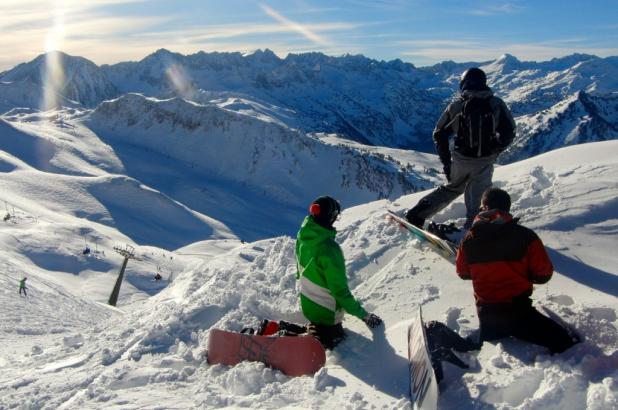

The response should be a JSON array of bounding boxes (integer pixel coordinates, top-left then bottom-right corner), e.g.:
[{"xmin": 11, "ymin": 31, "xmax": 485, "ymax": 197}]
[
  {"xmin": 443, "ymin": 163, "xmax": 452, "ymax": 182},
  {"xmin": 363, "ymin": 313, "xmax": 383, "ymax": 329}
]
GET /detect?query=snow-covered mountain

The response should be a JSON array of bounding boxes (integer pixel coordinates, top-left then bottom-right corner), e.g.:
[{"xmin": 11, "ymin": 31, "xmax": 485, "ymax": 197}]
[
  {"xmin": 99, "ymin": 48, "xmax": 443, "ymax": 149},
  {"xmin": 0, "ymin": 140, "xmax": 616, "ymax": 409},
  {"xmin": 0, "ymin": 51, "xmax": 117, "ymax": 111},
  {"xmin": 2, "ymin": 50, "xmax": 616, "ymax": 161},
  {"xmin": 88, "ymin": 93, "xmax": 427, "ymax": 202},
  {"xmin": 502, "ymin": 91, "xmax": 618, "ymax": 163},
  {"xmin": 486, "ymin": 53, "xmax": 618, "ymax": 114}
]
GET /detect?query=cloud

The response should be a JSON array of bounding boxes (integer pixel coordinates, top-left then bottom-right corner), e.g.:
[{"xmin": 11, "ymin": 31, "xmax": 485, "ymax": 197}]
[
  {"xmin": 0, "ymin": 1, "xmax": 367, "ymax": 70},
  {"xmin": 400, "ymin": 38, "xmax": 618, "ymax": 65},
  {"xmin": 465, "ymin": 3, "xmax": 525, "ymax": 16},
  {"xmin": 342, "ymin": 0, "xmax": 414, "ymax": 10},
  {"xmin": 259, "ymin": 4, "xmax": 329, "ymax": 45},
  {"xmin": 0, "ymin": 0, "xmax": 169, "ymax": 69},
  {"xmin": 134, "ymin": 21, "xmax": 357, "ymax": 43},
  {"xmin": 0, "ymin": 0, "xmax": 148, "ymax": 28}
]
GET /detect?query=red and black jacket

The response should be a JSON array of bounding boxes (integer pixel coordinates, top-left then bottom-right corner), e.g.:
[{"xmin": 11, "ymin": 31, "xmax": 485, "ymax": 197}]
[{"xmin": 456, "ymin": 210, "xmax": 553, "ymax": 305}]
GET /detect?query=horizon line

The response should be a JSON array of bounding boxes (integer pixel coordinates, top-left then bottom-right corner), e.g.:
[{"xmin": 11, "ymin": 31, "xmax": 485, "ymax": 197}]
[{"xmin": 2, "ymin": 47, "xmax": 614, "ymax": 72}]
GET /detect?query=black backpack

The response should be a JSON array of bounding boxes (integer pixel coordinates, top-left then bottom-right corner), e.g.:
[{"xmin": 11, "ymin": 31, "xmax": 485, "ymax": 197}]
[{"xmin": 455, "ymin": 97, "xmax": 497, "ymax": 157}]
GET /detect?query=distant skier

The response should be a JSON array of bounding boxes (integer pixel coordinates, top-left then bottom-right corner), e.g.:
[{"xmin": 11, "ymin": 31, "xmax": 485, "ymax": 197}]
[
  {"xmin": 456, "ymin": 187, "xmax": 578, "ymax": 353},
  {"xmin": 405, "ymin": 67, "xmax": 516, "ymax": 230},
  {"xmin": 19, "ymin": 277, "xmax": 27, "ymax": 296},
  {"xmin": 296, "ymin": 196, "xmax": 382, "ymax": 349},
  {"xmin": 154, "ymin": 273, "xmax": 162, "ymax": 281}
]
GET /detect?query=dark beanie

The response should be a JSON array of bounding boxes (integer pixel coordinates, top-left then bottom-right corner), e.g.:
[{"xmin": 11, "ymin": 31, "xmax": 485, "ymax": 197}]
[
  {"xmin": 308, "ymin": 196, "xmax": 341, "ymax": 228},
  {"xmin": 459, "ymin": 67, "xmax": 488, "ymax": 91}
]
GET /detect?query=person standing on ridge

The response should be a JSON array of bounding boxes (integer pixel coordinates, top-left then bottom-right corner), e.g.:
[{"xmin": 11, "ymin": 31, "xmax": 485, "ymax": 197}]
[
  {"xmin": 19, "ymin": 277, "xmax": 28, "ymax": 296},
  {"xmin": 296, "ymin": 196, "xmax": 382, "ymax": 349},
  {"xmin": 406, "ymin": 67, "xmax": 516, "ymax": 231},
  {"xmin": 456, "ymin": 187, "xmax": 578, "ymax": 353}
]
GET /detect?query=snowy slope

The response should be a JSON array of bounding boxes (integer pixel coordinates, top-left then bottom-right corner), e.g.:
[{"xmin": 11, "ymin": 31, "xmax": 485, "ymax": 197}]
[
  {"xmin": 1, "ymin": 97, "xmax": 438, "ymax": 247},
  {"xmin": 0, "ymin": 114, "xmax": 235, "ymax": 251},
  {"xmin": 0, "ymin": 141, "xmax": 616, "ymax": 409},
  {"xmin": 85, "ymin": 93, "xmax": 437, "ymax": 240}
]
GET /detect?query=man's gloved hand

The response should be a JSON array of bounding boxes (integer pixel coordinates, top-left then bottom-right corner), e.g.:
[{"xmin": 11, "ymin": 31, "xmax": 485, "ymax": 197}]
[
  {"xmin": 363, "ymin": 313, "xmax": 383, "ymax": 329},
  {"xmin": 443, "ymin": 163, "xmax": 452, "ymax": 183}
]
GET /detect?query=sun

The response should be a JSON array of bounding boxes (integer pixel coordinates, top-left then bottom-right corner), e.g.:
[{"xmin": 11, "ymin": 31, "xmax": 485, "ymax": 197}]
[{"xmin": 42, "ymin": 0, "xmax": 66, "ymax": 111}]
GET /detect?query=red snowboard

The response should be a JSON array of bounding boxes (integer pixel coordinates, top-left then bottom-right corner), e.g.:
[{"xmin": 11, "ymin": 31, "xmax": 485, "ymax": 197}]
[{"xmin": 207, "ymin": 328, "xmax": 326, "ymax": 376}]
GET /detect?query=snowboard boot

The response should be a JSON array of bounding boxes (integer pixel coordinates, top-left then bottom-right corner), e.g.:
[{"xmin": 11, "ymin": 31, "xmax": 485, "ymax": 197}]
[
  {"xmin": 429, "ymin": 346, "xmax": 471, "ymax": 383},
  {"xmin": 425, "ymin": 321, "xmax": 481, "ymax": 383},
  {"xmin": 425, "ymin": 321, "xmax": 481, "ymax": 352},
  {"xmin": 405, "ymin": 198, "xmax": 433, "ymax": 228},
  {"xmin": 405, "ymin": 210, "xmax": 425, "ymax": 229}
]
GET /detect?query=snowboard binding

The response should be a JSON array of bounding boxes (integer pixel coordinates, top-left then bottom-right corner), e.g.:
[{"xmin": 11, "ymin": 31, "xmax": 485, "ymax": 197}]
[
  {"xmin": 427, "ymin": 222, "xmax": 462, "ymax": 243},
  {"xmin": 241, "ymin": 320, "xmax": 307, "ymax": 337}
]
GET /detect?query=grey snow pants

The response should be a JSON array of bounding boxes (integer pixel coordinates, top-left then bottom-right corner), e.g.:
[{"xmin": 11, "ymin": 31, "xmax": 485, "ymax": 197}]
[{"xmin": 411, "ymin": 151, "xmax": 497, "ymax": 228}]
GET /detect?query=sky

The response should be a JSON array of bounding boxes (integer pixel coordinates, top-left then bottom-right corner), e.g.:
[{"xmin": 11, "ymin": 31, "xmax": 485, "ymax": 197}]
[{"xmin": 1, "ymin": 0, "xmax": 617, "ymax": 71}]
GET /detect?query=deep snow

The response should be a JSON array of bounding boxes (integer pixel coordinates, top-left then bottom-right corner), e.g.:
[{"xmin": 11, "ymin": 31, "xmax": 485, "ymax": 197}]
[{"xmin": 0, "ymin": 117, "xmax": 616, "ymax": 410}]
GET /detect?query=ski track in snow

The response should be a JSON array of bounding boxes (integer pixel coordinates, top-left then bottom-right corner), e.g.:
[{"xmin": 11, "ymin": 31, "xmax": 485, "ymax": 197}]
[{"xmin": 0, "ymin": 112, "xmax": 617, "ymax": 409}]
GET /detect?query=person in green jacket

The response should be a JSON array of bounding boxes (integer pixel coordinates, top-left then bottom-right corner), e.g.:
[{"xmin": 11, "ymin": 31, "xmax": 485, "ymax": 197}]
[
  {"xmin": 296, "ymin": 196, "xmax": 382, "ymax": 349},
  {"xmin": 19, "ymin": 277, "xmax": 27, "ymax": 297}
]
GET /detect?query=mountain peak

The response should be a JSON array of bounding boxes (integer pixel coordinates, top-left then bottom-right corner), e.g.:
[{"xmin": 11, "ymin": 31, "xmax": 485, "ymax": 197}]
[
  {"xmin": 152, "ymin": 48, "xmax": 174, "ymax": 56},
  {"xmin": 142, "ymin": 48, "xmax": 183, "ymax": 64},
  {"xmin": 496, "ymin": 53, "xmax": 521, "ymax": 66},
  {"xmin": 245, "ymin": 48, "xmax": 281, "ymax": 64},
  {"xmin": 483, "ymin": 53, "xmax": 523, "ymax": 74},
  {"xmin": 15, "ymin": 51, "xmax": 95, "ymax": 71}
]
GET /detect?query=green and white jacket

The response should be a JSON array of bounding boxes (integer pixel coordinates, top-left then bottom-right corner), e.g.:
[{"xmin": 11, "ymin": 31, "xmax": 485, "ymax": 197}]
[{"xmin": 295, "ymin": 216, "xmax": 367, "ymax": 325}]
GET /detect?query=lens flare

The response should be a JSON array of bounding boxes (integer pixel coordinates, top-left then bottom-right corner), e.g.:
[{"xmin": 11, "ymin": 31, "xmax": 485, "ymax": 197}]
[
  {"xmin": 42, "ymin": 51, "xmax": 64, "ymax": 111},
  {"xmin": 42, "ymin": 1, "xmax": 66, "ymax": 111},
  {"xmin": 165, "ymin": 64, "xmax": 195, "ymax": 99}
]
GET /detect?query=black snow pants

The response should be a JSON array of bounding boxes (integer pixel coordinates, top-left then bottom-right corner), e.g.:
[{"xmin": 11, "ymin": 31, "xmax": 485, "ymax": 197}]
[{"xmin": 477, "ymin": 297, "xmax": 577, "ymax": 354}]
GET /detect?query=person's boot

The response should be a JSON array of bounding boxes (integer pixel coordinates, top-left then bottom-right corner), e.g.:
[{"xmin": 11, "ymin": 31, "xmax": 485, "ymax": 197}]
[
  {"xmin": 405, "ymin": 209, "xmax": 425, "ymax": 228},
  {"xmin": 432, "ymin": 347, "xmax": 469, "ymax": 369},
  {"xmin": 426, "ymin": 321, "xmax": 481, "ymax": 352},
  {"xmin": 405, "ymin": 198, "xmax": 434, "ymax": 228}
]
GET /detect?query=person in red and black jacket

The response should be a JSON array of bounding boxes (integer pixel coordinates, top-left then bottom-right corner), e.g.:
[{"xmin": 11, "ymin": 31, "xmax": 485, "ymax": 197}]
[{"xmin": 456, "ymin": 187, "xmax": 577, "ymax": 353}]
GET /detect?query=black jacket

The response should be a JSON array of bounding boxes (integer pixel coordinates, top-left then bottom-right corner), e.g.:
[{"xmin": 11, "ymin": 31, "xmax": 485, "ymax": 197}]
[{"xmin": 432, "ymin": 89, "xmax": 516, "ymax": 166}]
